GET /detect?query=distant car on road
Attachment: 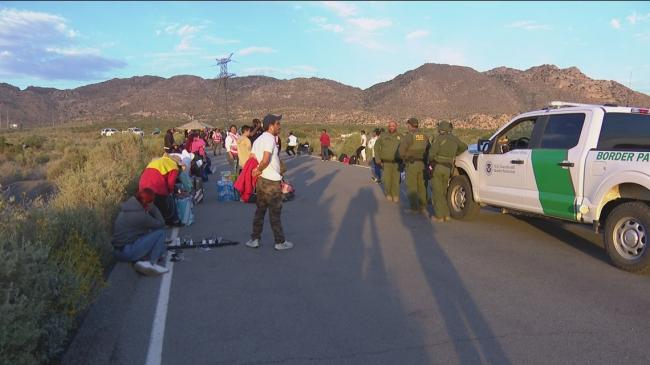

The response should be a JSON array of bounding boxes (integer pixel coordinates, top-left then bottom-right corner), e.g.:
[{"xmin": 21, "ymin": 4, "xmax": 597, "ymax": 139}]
[
  {"xmin": 124, "ymin": 127, "xmax": 144, "ymax": 136},
  {"xmin": 101, "ymin": 128, "xmax": 119, "ymax": 136}
]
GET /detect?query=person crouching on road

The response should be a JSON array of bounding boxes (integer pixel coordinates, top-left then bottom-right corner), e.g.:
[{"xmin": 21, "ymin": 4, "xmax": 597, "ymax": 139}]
[
  {"xmin": 245, "ymin": 114, "xmax": 294, "ymax": 251},
  {"xmin": 399, "ymin": 117, "xmax": 430, "ymax": 215},
  {"xmin": 428, "ymin": 120, "xmax": 468, "ymax": 222},
  {"xmin": 139, "ymin": 154, "xmax": 182, "ymax": 226},
  {"xmin": 374, "ymin": 121, "xmax": 401, "ymax": 203},
  {"xmin": 112, "ymin": 188, "xmax": 169, "ymax": 276}
]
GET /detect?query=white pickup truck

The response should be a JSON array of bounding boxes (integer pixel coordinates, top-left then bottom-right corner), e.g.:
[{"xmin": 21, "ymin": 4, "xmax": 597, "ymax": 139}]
[{"xmin": 448, "ymin": 102, "xmax": 650, "ymax": 273}]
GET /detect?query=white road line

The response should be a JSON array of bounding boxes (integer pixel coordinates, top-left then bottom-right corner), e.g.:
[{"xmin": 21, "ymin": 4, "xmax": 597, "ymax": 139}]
[{"xmin": 145, "ymin": 227, "xmax": 178, "ymax": 365}]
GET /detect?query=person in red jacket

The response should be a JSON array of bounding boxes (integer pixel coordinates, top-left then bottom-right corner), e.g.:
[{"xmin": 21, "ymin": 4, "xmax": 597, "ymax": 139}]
[
  {"xmin": 139, "ymin": 154, "xmax": 181, "ymax": 225},
  {"xmin": 320, "ymin": 129, "xmax": 331, "ymax": 161}
]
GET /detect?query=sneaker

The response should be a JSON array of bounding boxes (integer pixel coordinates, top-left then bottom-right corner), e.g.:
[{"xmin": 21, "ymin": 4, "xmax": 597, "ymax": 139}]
[
  {"xmin": 134, "ymin": 261, "xmax": 158, "ymax": 276},
  {"xmin": 245, "ymin": 238, "xmax": 260, "ymax": 248},
  {"xmin": 274, "ymin": 241, "xmax": 294, "ymax": 251},
  {"xmin": 152, "ymin": 264, "xmax": 169, "ymax": 274},
  {"xmin": 371, "ymin": 177, "xmax": 378, "ymax": 183}
]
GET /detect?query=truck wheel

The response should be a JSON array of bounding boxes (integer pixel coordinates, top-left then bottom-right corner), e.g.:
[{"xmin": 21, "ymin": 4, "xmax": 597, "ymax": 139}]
[
  {"xmin": 447, "ymin": 175, "xmax": 480, "ymax": 220},
  {"xmin": 604, "ymin": 201, "xmax": 650, "ymax": 274}
]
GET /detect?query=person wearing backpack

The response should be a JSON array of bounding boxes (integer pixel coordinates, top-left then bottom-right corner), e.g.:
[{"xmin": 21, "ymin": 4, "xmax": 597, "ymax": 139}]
[{"xmin": 398, "ymin": 117, "xmax": 430, "ymax": 215}]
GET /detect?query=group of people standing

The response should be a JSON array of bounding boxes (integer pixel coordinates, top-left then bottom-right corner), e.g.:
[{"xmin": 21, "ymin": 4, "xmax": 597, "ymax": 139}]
[{"xmin": 371, "ymin": 118, "xmax": 467, "ymax": 222}]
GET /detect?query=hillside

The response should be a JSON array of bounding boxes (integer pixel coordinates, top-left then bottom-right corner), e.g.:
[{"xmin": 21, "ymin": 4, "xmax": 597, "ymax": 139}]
[{"xmin": 1, "ymin": 63, "xmax": 649, "ymax": 129}]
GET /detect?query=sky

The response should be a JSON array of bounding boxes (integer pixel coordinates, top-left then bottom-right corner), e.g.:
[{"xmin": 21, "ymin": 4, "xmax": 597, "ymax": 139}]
[{"xmin": 1, "ymin": 1, "xmax": 650, "ymax": 93}]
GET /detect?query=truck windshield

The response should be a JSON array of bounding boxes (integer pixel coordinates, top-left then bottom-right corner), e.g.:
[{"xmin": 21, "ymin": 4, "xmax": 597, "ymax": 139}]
[{"xmin": 598, "ymin": 113, "xmax": 650, "ymax": 150}]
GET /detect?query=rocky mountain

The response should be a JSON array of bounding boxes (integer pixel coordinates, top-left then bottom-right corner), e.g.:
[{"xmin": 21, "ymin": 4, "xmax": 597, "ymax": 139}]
[{"xmin": 1, "ymin": 63, "xmax": 648, "ymax": 129}]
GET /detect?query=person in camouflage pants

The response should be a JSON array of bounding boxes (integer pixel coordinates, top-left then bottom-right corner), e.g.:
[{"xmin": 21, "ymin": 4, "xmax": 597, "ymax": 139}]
[{"xmin": 251, "ymin": 177, "xmax": 285, "ymax": 243}]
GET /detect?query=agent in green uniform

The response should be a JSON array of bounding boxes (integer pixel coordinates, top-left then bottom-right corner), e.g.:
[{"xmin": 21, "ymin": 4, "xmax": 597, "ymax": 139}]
[
  {"xmin": 398, "ymin": 117, "xmax": 430, "ymax": 214},
  {"xmin": 428, "ymin": 120, "xmax": 468, "ymax": 222},
  {"xmin": 374, "ymin": 121, "xmax": 401, "ymax": 202}
]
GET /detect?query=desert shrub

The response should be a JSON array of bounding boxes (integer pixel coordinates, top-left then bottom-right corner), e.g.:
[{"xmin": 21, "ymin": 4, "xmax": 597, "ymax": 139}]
[
  {"xmin": 53, "ymin": 134, "xmax": 151, "ymax": 225},
  {"xmin": 46, "ymin": 147, "xmax": 88, "ymax": 180},
  {"xmin": 22, "ymin": 135, "xmax": 47, "ymax": 149},
  {"xmin": 0, "ymin": 133, "xmax": 158, "ymax": 363},
  {"xmin": 34, "ymin": 153, "xmax": 50, "ymax": 165},
  {"xmin": 0, "ymin": 136, "xmax": 5, "ymax": 153},
  {"xmin": 0, "ymin": 202, "xmax": 78, "ymax": 365}
]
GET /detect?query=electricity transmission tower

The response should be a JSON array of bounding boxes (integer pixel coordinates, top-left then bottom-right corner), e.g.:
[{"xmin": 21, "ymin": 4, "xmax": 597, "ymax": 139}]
[{"xmin": 216, "ymin": 53, "xmax": 236, "ymax": 122}]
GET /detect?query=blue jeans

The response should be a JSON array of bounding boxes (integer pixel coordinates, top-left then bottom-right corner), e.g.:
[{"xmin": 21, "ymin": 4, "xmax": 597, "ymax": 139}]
[
  {"xmin": 321, "ymin": 146, "xmax": 329, "ymax": 161},
  {"xmin": 113, "ymin": 229, "xmax": 166, "ymax": 265},
  {"xmin": 371, "ymin": 158, "xmax": 382, "ymax": 181}
]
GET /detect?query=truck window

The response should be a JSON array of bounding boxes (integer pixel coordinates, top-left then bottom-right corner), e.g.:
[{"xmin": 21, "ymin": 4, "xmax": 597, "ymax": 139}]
[
  {"xmin": 493, "ymin": 118, "xmax": 537, "ymax": 154},
  {"xmin": 539, "ymin": 113, "xmax": 585, "ymax": 149},
  {"xmin": 598, "ymin": 113, "xmax": 650, "ymax": 150}
]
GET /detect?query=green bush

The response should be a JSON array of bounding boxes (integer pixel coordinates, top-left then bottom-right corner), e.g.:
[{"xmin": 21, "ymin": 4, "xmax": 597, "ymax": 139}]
[{"xmin": 0, "ymin": 134, "xmax": 159, "ymax": 363}]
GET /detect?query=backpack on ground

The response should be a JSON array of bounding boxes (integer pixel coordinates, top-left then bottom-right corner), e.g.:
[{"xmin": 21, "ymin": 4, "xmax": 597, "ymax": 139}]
[
  {"xmin": 338, "ymin": 153, "xmax": 348, "ymax": 162},
  {"xmin": 349, "ymin": 155, "xmax": 358, "ymax": 165}
]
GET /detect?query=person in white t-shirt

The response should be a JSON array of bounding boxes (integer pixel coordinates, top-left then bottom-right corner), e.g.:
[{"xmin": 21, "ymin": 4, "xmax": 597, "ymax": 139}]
[
  {"xmin": 245, "ymin": 114, "xmax": 294, "ymax": 251},
  {"xmin": 359, "ymin": 130, "xmax": 368, "ymax": 162},
  {"xmin": 286, "ymin": 132, "xmax": 298, "ymax": 157}
]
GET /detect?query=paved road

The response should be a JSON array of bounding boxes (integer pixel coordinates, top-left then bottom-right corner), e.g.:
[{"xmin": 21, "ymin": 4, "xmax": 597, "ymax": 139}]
[{"xmin": 65, "ymin": 154, "xmax": 650, "ymax": 365}]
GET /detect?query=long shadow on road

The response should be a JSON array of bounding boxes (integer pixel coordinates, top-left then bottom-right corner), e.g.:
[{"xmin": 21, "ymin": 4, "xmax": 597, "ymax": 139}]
[{"xmin": 396, "ymin": 204, "xmax": 511, "ymax": 364}]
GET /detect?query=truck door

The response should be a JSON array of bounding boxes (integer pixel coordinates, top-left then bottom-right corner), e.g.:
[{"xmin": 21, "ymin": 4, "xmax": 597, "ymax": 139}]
[
  {"xmin": 528, "ymin": 113, "xmax": 587, "ymax": 220},
  {"xmin": 478, "ymin": 116, "xmax": 541, "ymax": 210}
]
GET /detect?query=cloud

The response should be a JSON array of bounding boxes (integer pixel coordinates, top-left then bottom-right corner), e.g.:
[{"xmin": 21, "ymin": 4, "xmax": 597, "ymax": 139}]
[
  {"xmin": 405, "ymin": 29, "xmax": 430, "ymax": 40},
  {"xmin": 204, "ymin": 35, "xmax": 240, "ymax": 45},
  {"xmin": 310, "ymin": 17, "xmax": 344, "ymax": 33},
  {"xmin": 241, "ymin": 65, "xmax": 317, "ymax": 78},
  {"xmin": 0, "ymin": 8, "xmax": 124, "ymax": 80},
  {"xmin": 506, "ymin": 20, "xmax": 552, "ymax": 31},
  {"xmin": 611, "ymin": 19, "xmax": 621, "ymax": 29},
  {"xmin": 158, "ymin": 23, "xmax": 205, "ymax": 52},
  {"xmin": 238, "ymin": 46, "xmax": 277, "ymax": 56},
  {"xmin": 347, "ymin": 17, "xmax": 392, "ymax": 32},
  {"xmin": 319, "ymin": 3, "xmax": 393, "ymax": 51},
  {"xmin": 177, "ymin": 25, "xmax": 200, "ymax": 37},
  {"xmin": 321, "ymin": 1, "xmax": 357, "ymax": 17},
  {"xmin": 627, "ymin": 12, "xmax": 650, "ymax": 25}
]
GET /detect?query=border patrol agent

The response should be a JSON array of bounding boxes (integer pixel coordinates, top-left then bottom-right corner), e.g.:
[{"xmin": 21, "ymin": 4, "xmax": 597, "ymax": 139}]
[
  {"xmin": 398, "ymin": 117, "xmax": 430, "ymax": 214},
  {"xmin": 374, "ymin": 121, "xmax": 401, "ymax": 203},
  {"xmin": 428, "ymin": 120, "xmax": 468, "ymax": 222}
]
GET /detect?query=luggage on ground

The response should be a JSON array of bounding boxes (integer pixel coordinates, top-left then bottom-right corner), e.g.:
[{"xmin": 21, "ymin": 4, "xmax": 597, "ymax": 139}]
[{"xmin": 176, "ymin": 196, "xmax": 194, "ymax": 226}]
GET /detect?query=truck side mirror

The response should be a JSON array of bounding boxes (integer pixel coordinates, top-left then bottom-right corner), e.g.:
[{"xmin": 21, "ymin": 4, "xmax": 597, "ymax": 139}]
[{"xmin": 478, "ymin": 139, "xmax": 491, "ymax": 154}]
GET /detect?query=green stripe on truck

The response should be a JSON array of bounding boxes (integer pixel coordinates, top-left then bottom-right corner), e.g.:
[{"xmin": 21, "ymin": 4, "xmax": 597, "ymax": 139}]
[{"xmin": 531, "ymin": 149, "xmax": 577, "ymax": 220}]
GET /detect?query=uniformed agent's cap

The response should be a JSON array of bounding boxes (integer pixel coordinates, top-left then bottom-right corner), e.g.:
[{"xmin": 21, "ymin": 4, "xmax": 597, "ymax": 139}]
[
  {"xmin": 438, "ymin": 120, "xmax": 453, "ymax": 132},
  {"xmin": 407, "ymin": 117, "xmax": 419, "ymax": 128}
]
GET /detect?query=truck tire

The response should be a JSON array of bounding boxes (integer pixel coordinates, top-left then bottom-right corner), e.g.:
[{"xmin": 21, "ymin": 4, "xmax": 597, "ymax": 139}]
[
  {"xmin": 447, "ymin": 175, "xmax": 480, "ymax": 221},
  {"xmin": 603, "ymin": 201, "xmax": 650, "ymax": 274}
]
